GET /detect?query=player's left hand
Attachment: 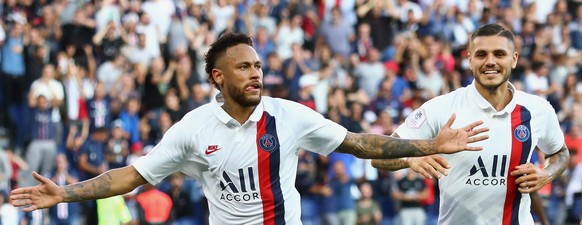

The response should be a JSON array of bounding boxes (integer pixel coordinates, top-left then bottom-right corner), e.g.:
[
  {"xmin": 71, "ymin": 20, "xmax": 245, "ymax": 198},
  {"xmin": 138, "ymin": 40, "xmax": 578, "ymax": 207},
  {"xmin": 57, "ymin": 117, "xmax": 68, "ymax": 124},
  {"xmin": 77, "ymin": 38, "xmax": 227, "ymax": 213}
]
[
  {"xmin": 435, "ymin": 114, "xmax": 489, "ymax": 154},
  {"xmin": 510, "ymin": 163, "xmax": 551, "ymax": 193}
]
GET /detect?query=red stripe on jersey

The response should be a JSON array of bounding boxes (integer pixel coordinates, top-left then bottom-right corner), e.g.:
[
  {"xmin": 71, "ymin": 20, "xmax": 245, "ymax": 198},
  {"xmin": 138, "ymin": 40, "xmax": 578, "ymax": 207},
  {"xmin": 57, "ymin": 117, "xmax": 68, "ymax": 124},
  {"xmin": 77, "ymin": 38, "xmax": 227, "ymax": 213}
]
[
  {"xmin": 503, "ymin": 106, "xmax": 526, "ymax": 225},
  {"xmin": 257, "ymin": 112, "xmax": 275, "ymax": 225},
  {"xmin": 503, "ymin": 106, "xmax": 522, "ymax": 225}
]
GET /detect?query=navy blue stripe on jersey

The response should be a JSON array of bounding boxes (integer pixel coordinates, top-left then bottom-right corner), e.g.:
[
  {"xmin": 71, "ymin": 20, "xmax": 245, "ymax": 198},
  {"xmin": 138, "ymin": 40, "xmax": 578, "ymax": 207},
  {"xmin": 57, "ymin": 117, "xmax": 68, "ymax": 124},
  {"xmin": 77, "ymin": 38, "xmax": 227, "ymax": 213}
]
[
  {"xmin": 256, "ymin": 112, "xmax": 285, "ymax": 225},
  {"xmin": 265, "ymin": 113, "xmax": 286, "ymax": 225}
]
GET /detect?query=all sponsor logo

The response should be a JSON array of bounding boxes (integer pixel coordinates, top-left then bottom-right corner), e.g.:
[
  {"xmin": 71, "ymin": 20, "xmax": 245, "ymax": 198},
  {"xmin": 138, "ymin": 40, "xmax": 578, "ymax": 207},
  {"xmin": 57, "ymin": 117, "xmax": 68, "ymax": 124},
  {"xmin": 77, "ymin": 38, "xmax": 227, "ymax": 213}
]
[{"xmin": 466, "ymin": 155, "xmax": 508, "ymax": 186}]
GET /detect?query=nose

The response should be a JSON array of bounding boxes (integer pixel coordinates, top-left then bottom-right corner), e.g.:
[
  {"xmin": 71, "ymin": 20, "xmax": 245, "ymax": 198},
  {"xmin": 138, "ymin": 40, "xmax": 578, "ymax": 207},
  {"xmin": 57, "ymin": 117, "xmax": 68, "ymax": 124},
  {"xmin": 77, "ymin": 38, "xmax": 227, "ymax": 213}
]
[
  {"xmin": 251, "ymin": 66, "xmax": 262, "ymax": 79},
  {"xmin": 485, "ymin": 54, "xmax": 495, "ymax": 67}
]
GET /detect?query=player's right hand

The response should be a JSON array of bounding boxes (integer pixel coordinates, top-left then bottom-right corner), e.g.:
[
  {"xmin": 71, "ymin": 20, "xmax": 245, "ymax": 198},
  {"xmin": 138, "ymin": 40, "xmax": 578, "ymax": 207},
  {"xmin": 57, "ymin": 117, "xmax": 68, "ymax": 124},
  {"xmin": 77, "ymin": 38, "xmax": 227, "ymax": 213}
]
[
  {"xmin": 408, "ymin": 155, "xmax": 450, "ymax": 179},
  {"xmin": 10, "ymin": 171, "xmax": 63, "ymax": 212}
]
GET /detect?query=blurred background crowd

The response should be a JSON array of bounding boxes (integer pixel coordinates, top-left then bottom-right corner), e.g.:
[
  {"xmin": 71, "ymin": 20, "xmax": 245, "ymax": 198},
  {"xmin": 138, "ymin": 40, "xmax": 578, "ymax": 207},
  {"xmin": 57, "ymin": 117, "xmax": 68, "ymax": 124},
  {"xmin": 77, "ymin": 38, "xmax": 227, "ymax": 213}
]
[{"xmin": 0, "ymin": 0, "xmax": 581, "ymax": 224}]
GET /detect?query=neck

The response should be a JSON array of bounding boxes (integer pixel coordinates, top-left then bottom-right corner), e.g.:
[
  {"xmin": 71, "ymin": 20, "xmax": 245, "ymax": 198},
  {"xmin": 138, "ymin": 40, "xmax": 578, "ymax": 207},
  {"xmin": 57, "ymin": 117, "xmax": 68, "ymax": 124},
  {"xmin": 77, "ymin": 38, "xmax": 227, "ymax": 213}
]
[
  {"xmin": 475, "ymin": 82, "xmax": 512, "ymax": 112},
  {"xmin": 221, "ymin": 99, "xmax": 256, "ymax": 125}
]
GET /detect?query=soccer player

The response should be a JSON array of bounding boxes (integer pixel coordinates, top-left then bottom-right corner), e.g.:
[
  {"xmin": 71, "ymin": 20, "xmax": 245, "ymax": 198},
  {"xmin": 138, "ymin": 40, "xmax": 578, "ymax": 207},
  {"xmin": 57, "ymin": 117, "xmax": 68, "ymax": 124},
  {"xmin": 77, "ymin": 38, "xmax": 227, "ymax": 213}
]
[
  {"xmin": 372, "ymin": 24, "xmax": 570, "ymax": 224},
  {"xmin": 10, "ymin": 32, "xmax": 489, "ymax": 224}
]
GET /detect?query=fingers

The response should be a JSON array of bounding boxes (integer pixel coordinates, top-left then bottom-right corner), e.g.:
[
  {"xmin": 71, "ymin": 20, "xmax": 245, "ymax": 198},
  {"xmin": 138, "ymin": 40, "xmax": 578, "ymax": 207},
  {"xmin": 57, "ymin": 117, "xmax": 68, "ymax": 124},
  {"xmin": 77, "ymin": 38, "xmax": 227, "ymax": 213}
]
[
  {"xmin": 410, "ymin": 156, "xmax": 450, "ymax": 179},
  {"xmin": 444, "ymin": 113, "xmax": 456, "ymax": 128},
  {"xmin": 432, "ymin": 156, "xmax": 450, "ymax": 172},
  {"xmin": 463, "ymin": 120, "xmax": 485, "ymax": 132},
  {"xmin": 468, "ymin": 127, "xmax": 489, "ymax": 137},
  {"xmin": 32, "ymin": 171, "xmax": 51, "ymax": 184},
  {"xmin": 464, "ymin": 142, "xmax": 483, "ymax": 151}
]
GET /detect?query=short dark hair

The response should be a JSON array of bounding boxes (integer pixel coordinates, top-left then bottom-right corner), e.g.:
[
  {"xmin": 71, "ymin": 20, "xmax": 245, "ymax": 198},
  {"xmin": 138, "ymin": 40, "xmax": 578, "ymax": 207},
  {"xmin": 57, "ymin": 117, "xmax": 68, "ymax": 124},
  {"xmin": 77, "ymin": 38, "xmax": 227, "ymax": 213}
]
[
  {"xmin": 204, "ymin": 32, "xmax": 254, "ymax": 90},
  {"xmin": 470, "ymin": 24, "xmax": 515, "ymax": 48}
]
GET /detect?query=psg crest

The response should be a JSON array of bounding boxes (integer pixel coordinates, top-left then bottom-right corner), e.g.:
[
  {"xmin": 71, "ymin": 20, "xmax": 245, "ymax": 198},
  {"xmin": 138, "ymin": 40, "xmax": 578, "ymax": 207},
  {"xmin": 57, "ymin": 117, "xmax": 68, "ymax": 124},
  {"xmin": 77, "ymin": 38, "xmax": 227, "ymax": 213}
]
[
  {"xmin": 513, "ymin": 125, "xmax": 530, "ymax": 142},
  {"xmin": 259, "ymin": 134, "xmax": 278, "ymax": 152}
]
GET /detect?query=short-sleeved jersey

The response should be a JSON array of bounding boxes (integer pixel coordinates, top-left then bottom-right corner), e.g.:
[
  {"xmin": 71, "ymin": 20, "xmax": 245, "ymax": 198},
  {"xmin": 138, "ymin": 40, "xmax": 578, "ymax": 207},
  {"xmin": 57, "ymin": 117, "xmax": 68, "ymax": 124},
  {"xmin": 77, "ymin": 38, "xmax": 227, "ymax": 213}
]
[
  {"xmin": 395, "ymin": 82, "xmax": 564, "ymax": 225},
  {"xmin": 133, "ymin": 95, "xmax": 348, "ymax": 225}
]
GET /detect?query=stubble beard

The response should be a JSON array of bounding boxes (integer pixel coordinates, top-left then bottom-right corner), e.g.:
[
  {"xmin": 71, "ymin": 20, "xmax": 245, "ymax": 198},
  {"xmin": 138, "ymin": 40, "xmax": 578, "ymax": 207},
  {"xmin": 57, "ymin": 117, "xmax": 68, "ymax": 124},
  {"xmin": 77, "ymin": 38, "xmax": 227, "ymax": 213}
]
[
  {"xmin": 475, "ymin": 71, "xmax": 511, "ymax": 92},
  {"xmin": 225, "ymin": 82, "xmax": 262, "ymax": 107}
]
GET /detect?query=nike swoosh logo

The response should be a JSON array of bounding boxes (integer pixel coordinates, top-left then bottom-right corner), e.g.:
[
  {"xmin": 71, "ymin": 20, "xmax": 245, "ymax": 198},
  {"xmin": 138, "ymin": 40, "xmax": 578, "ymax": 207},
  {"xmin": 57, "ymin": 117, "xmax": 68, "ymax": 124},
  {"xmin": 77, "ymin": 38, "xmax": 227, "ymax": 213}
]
[{"xmin": 205, "ymin": 147, "xmax": 222, "ymax": 155}]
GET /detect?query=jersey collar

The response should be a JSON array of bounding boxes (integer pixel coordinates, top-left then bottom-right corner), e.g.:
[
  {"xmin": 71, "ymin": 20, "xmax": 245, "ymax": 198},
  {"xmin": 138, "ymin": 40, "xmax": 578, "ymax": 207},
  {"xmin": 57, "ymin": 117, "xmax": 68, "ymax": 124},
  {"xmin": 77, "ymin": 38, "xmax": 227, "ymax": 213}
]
[
  {"xmin": 469, "ymin": 80, "xmax": 517, "ymax": 115},
  {"xmin": 211, "ymin": 92, "xmax": 264, "ymax": 125}
]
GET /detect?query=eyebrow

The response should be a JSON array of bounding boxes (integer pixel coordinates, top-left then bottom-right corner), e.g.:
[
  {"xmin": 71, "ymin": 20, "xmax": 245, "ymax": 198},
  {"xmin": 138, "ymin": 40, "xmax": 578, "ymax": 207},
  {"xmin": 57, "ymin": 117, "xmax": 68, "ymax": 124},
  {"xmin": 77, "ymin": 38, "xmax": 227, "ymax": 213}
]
[
  {"xmin": 474, "ymin": 49, "xmax": 508, "ymax": 54},
  {"xmin": 236, "ymin": 61, "xmax": 262, "ymax": 66}
]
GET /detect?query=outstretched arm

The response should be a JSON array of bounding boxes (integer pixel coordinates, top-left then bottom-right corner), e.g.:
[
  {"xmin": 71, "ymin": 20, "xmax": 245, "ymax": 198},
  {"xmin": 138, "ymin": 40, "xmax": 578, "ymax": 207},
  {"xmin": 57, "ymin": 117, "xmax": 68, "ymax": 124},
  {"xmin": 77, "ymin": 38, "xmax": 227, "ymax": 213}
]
[
  {"xmin": 371, "ymin": 133, "xmax": 452, "ymax": 179},
  {"xmin": 337, "ymin": 114, "xmax": 488, "ymax": 159},
  {"xmin": 371, "ymin": 133, "xmax": 410, "ymax": 170},
  {"xmin": 11, "ymin": 165, "xmax": 147, "ymax": 212}
]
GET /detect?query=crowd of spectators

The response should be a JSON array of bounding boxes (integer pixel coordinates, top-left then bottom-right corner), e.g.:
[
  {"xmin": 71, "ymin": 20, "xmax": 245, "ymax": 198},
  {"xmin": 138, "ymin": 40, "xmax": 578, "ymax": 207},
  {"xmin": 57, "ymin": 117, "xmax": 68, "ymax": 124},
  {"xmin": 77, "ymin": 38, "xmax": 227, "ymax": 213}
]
[{"xmin": 0, "ymin": 0, "xmax": 581, "ymax": 224}]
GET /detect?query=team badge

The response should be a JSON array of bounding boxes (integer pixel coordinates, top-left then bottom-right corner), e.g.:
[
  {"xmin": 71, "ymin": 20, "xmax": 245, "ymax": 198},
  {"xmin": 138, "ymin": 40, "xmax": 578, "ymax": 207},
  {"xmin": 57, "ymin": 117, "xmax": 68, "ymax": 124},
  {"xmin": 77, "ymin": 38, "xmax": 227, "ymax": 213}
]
[
  {"xmin": 513, "ymin": 125, "xmax": 530, "ymax": 142},
  {"xmin": 259, "ymin": 134, "xmax": 278, "ymax": 152}
]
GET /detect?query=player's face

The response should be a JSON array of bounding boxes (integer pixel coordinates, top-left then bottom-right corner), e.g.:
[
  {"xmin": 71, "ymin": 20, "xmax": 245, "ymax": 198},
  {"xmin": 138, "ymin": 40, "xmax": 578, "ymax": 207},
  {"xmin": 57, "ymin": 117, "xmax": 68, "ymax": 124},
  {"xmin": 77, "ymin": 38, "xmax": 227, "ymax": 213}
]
[
  {"xmin": 215, "ymin": 44, "xmax": 263, "ymax": 107},
  {"xmin": 468, "ymin": 35, "xmax": 518, "ymax": 91}
]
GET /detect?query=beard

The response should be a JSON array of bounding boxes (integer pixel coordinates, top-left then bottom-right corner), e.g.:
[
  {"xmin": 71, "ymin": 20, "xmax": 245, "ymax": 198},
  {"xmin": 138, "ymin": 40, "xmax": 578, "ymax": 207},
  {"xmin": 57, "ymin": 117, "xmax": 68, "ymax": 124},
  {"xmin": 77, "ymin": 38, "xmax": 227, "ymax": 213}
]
[
  {"xmin": 224, "ymin": 81, "xmax": 262, "ymax": 107},
  {"xmin": 474, "ymin": 71, "xmax": 510, "ymax": 92}
]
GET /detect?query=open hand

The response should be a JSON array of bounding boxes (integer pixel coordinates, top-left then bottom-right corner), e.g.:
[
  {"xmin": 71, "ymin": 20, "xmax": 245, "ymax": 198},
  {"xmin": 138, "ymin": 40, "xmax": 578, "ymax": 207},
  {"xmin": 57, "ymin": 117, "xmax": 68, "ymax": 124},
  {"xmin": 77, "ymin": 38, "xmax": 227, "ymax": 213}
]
[
  {"xmin": 10, "ymin": 172, "xmax": 63, "ymax": 212},
  {"xmin": 435, "ymin": 114, "xmax": 489, "ymax": 154}
]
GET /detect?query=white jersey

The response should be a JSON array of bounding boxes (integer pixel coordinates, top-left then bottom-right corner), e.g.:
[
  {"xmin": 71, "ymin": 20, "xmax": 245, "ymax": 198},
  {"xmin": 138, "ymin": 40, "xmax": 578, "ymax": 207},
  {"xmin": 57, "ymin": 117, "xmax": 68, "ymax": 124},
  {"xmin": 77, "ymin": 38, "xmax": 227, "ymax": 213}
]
[
  {"xmin": 395, "ymin": 82, "xmax": 564, "ymax": 225},
  {"xmin": 133, "ymin": 95, "xmax": 348, "ymax": 225}
]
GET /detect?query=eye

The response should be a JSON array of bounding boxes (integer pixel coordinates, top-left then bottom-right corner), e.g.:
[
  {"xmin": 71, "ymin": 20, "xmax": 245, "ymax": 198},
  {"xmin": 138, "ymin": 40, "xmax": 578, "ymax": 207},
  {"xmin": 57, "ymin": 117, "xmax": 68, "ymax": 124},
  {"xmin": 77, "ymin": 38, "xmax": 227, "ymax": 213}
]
[
  {"xmin": 255, "ymin": 64, "xmax": 262, "ymax": 69},
  {"xmin": 240, "ymin": 65, "xmax": 249, "ymax": 70}
]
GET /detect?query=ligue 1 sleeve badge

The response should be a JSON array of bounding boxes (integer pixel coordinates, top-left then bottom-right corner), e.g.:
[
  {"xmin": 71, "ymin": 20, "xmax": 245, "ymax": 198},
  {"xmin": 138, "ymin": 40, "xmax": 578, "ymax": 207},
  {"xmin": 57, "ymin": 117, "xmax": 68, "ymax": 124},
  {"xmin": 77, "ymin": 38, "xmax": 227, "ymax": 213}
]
[
  {"xmin": 513, "ymin": 125, "xmax": 530, "ymax": 142},
  {"xmin": 259, "ymin": 133, "xmax": 278, "ymax": 152}
]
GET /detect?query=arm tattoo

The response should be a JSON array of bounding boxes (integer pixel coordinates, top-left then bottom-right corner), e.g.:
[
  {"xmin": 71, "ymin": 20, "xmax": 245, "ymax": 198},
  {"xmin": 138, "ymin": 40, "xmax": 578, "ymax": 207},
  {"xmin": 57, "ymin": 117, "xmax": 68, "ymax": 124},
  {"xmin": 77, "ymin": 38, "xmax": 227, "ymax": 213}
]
[
  {"xmin": 371, "ymin": 158, "xmax": 409, "ymax": 171},
  {"xmin": 64, "ymin": 173, "xmax": 112, "ymax": 202},
  {"xmin": 337, "ymin": 132, "xmax": 436, "ymax": 159},
  {"xmin": 63, "ymin": 166, "xmax": 145, "ymax": 202},
  {"xmin": 544, "ymin": 145, "xmax": 569, "ymax": 181}
]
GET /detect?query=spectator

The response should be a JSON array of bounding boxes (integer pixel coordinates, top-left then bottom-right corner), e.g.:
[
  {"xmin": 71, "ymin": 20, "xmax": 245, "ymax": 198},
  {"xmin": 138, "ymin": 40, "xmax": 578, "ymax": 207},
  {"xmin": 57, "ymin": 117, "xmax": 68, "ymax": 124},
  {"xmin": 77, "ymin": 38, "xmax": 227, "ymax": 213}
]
[
  {"xmin": 356, "ymin": 182, "xmax": 382, "ymax": 225},
  {"xmin": 93, "ymin": 21, "xmax": 128, "ymax": 62},
  {"xmin": 1, "ymin": 22, "xmax": 27, "ymax": 148},
  {"xmin": 330, "ymin": 160, "xmax": 357, "ymax": 225},
  {"xmin": 21, "ymin": 95, "xmax": 60, "ymax": 187},
  {"xmin": 49, "ymin": 154, "xmax": 81, "ymax": 225},
  {"xmin": 96, "ymin": 53, "xmax": 125, "ymax": 93},
  {"xmin": 393, "ymin": 170, "xmax": 427, "ymax": 225},
  {"xmin": 96, "ymin": 195, "xmax": 133, "ymax": 225},
  {"xmin": 118, "ymin": 97, "xmax": 141, "ymax": 144},
  {"xmin": 165, "ymin": 173, "xmax": 196, "ymax": 225},
  {"xmin": 106, "ymin": 120, "xmax": 129, "ymax": 169},
  {"xmin": 319, "ymin": 6, "xmax": 355, "ymax": 58},
  {"xmin": 87, "ymin": 82, "xmax": 112, "ymax": 132},
  {"xmin": 136, "ymin": 184, "xmax": 173, "ymax": 225},
  {"xmin": 353, "ymin": 47, "xmax": 386, "ymax": 99},
  {"xmin": 79, "ymin": 127, "xmax": 109, "ymax": 225}
]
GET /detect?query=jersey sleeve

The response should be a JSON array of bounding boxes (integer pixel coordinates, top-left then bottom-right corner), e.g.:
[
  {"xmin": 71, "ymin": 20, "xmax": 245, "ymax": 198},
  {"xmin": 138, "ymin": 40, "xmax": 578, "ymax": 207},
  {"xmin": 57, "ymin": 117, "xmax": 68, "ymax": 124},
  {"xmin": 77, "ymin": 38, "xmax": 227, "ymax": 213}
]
[
  {"xmin": 537, "ymin": 102, "xmax": 565, "ymax": 155},
  {"xmin": 132, "ymin": 120, "xmax": 194, "ymax": 185},
  {"xmin": 394, "ymin": 101, "xmax": 442, "ymax": 139},
  {"xmin": 284, "ymin": 101, "xmax": 347, "ymax": 156}
]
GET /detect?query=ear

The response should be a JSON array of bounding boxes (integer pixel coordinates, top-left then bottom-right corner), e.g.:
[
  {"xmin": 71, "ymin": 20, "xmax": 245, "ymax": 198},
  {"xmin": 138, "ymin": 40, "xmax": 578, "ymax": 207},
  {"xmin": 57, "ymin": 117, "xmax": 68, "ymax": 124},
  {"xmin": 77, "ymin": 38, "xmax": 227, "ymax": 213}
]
[
  {"xmin": 511, "ymin": 51, "xmax": 519, "ymax": 69},
  {"xmin": 211, "ymin": 68, "xmax": 223, "ymax": 88}
]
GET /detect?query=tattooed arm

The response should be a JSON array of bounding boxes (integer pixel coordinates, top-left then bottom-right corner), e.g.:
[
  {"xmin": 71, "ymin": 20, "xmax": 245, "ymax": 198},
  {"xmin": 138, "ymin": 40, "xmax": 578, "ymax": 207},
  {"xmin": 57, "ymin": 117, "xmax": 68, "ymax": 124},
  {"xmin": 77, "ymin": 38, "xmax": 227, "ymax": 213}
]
[
  {"xmin": 336, "ymin": 114, "xmax": 489, "ymax": 159},
  {"xmin": 512, "ymin": 146, "xmax": 570, "ymax": 193},
  {"xmin": 11, "ymin": 166, "xmax": 147, "ymax": 212},
  {"xmin": 370, "ymin": 133, "xmax": 410, "ymax": 170}
]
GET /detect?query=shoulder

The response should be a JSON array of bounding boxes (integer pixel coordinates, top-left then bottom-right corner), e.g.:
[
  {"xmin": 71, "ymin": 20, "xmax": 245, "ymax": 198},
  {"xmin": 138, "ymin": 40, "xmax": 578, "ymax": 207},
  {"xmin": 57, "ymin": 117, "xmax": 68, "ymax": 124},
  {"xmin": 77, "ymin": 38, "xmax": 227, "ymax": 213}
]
[
  {"xmin": 420, "ymin": 87, "xmax": 469, "ymax": 109},
  {"xmin": 514, "ymin": 90, "xmax": 555, "ymax": 113},
  {"xmin": 261, "ymin": 96, "xmax": 321, "ymax": 117},
  {"xmin": 178, "ymin": 103, "xmax": 216, "ymax": 131}
]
